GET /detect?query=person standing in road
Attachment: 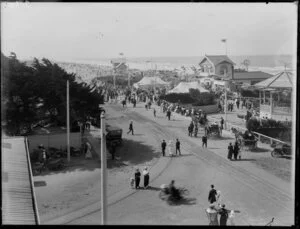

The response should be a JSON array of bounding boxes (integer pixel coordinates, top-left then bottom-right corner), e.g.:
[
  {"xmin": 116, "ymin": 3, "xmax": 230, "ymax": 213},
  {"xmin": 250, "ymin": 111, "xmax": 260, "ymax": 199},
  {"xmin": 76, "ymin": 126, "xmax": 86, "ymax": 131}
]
[
  {"xmin": 218, "ymin": 204, "xmax": 230, "ymax": 226},
  {"xmin": 134, "ymin": 168, "xmax": 141, "ymax": 189},
  {"xmin": 175, "ymin": 139, "xmax": 181, "ymax": 156},
  {"xmin": 227, "ymin": 142, "xmax": 234, "ymax": 160},
  {"xmin": 233, "ymin": 141, "xmax": 239, "ymax": 160},
  {"xmin": 220, "ymin": 117, "xmax": 224, "ymax": 130},
  {"xmin": 236, "ymin": 98, "xmax": 240, "ymax": 109},
  {"xmin": 143, "ymin": 167, "xmax": 150, "ymax": 189},
  {"xmin": 85, "ymin": 141, "xmax": 93, "ymax": 159},
  {"xmin": 202, "ymin": 135, "xmax": 208, "ymax": 148},
  {"xmin": 208, "ymin": 184, "xmax": 217, "ymax": 204},
  {"xmin": 194, "ymin": 125, "xmax": 198, "ymax": 137},
  {"xmin": 153, "ymin": 108, "xmax": 156, "ymax": 117},
  {"xmin": 127, "ymin": 121, "xmax": 134, "ymax": 135},
  {"xmin": 166, "ymin": 109, "xmax": 171, "ymax": 121},
  {"xmin": 161, "ymin": 140, "xmax": 166, "ymax": 157}
]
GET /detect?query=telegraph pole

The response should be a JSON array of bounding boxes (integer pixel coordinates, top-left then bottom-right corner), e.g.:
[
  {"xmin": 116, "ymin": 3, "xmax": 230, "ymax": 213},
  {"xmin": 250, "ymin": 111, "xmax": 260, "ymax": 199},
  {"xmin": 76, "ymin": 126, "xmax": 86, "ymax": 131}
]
[
  {"xmin": 100, "ymin": 111, "xmax": 107, "ymax": 225},
  {"xmin": 224, "ymin": 88, "xmax": 227, "ymax": 130},
  {"xmin": 66, "ymin": 80, "xmax": 70, "ymax": 163}
]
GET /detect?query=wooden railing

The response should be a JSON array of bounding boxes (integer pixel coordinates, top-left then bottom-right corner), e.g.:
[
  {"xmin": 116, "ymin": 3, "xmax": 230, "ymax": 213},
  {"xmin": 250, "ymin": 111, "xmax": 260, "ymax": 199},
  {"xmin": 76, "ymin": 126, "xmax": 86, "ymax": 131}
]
[{"xmin": 24, "ymin": 137, "xmax": 40, "ymax": 225}]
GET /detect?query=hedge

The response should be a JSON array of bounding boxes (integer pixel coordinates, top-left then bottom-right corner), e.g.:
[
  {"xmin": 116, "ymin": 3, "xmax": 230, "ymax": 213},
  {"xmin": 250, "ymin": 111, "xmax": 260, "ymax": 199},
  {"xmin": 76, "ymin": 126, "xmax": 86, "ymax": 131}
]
[{"xmin": 159, "ymin": 89, "xmax": 215, "ymax": 106}]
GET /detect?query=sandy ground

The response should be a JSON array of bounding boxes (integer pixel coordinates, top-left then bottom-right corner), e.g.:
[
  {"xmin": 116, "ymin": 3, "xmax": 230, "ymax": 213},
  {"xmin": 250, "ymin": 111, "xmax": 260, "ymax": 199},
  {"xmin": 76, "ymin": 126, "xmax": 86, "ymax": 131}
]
[{"xmin": 33, "ymin": 100, "xmax": 294, "ymax": 225}]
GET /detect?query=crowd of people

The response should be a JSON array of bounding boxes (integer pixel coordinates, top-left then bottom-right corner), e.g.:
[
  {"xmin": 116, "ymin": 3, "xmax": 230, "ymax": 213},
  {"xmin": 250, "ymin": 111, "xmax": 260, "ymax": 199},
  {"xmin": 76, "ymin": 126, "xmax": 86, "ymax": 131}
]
[{"xmin": 206, "ymin": 184, "xmax": 239, "ymax": 226}]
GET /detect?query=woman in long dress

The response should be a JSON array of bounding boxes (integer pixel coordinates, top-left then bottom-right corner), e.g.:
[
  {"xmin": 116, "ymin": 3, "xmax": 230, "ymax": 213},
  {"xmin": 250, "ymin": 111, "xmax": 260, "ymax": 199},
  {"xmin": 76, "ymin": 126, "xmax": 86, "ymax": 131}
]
[
  {"xmin": 143, "ymin": 167, "xmax": 150, "ymax": 189},
  {"xmin": 85, "ymin": 141, "xmax": 92, "ymax": 159},
  {"xmin": 168, "ymin": 140, "xmax": 174, "ymax": 157},
  {"xmin": 205, "ymin": 203, "xmax": 219, "ymax": 225}
]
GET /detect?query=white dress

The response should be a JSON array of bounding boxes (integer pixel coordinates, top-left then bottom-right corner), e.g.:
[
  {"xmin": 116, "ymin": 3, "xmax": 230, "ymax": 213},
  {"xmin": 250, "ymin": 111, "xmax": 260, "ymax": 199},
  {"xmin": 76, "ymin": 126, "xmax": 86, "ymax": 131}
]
[
  {"xmin": 85, "ymin": 142, "xmax": 93, "ymax": 159},
  {"xmin": 168, "ymin": 141, "xmax": 174, "ymax": 156}
]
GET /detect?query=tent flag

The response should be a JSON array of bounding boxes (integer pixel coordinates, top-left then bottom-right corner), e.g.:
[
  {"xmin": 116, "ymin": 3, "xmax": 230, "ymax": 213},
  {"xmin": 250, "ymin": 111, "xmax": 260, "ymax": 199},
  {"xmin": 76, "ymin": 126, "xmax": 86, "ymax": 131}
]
[{"xmin": 221, "ymin": 39, "xmax": 227, "ymax": 43}]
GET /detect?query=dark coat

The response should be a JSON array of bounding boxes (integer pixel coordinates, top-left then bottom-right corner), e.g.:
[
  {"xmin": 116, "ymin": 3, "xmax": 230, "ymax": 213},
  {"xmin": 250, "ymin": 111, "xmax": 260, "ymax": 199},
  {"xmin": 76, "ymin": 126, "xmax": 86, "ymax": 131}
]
[
  {"xmin": 208, "ymin": 188, "xmax": 217, "ymax": 203},
  {"xmin": 218, "ymin": 208, "xmax": 229, "ymax": 225},
  {"xmin": 161, "ymin": 141, "xmax": 167, "ymax": 149},
  {"xmin": 176, "ymin": 141, "xmax": 180, "ymax": 149}
]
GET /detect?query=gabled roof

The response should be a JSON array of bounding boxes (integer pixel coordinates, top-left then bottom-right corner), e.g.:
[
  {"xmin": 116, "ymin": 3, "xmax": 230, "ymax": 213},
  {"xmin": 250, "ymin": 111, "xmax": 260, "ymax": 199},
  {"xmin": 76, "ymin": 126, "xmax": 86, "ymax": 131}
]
[
  {"xmin": 254, "ymin": 71, "xmax": 293, "ymax": 89},
  {"xmin": 233, "ymin": 71, "xmax": 273, "ymax": 80},
  {"xmin": 199, "ymin": 55, "xmax": 235, "ymax": 66}
]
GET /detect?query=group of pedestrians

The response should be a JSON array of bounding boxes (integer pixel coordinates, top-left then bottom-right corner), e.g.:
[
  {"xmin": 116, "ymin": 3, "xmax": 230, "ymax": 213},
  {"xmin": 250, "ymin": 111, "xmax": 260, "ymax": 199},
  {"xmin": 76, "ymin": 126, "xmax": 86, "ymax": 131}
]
[
  {"xmin": 161, "ymin": 139, "xmax": 181, "ymax": 157},
  {"xmin": 206, "ymin": 184, "xmax": 237, "ymax": 226},
  {"xmin": 227, "ymin": 141, "xmax": 241, "ymax": 160},
  {"xmin": 131, "ymin": 167, "xmax": 150, "ymax": 189}
]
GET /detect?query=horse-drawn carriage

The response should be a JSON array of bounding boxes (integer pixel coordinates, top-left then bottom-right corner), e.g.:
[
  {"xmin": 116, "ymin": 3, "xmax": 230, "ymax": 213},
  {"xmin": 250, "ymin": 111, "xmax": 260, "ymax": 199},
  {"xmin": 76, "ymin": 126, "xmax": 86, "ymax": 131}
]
[
  {"xmin": 232, "ymin": 128, "xmax": 258, "ymax": 151},
  {"xmin": 207, "ymin": 123, "xmax": 221, "ymax": 137}
]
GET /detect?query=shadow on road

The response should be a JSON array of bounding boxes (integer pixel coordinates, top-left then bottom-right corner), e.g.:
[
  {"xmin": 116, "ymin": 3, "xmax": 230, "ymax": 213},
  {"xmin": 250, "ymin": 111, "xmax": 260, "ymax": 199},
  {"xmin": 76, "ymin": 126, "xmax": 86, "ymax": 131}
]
[
  {"xmin": 232, "ymin": 158, "xmax": 256, "ymax": 162},
  {"xmin": 171, "ymin": 197, "xmax": 197, "ymax": 206},
  {"xmin": 251, "ymin": 147, "xmax": 271, "ymax": 153},
  {"xmin": 113, "ymin": 138, "xmax": 160, "ymax": 166},
  {"xmin": 141, "ymin": 186, "xmax": 161, "ymax": 191},
  {"xmin": 33, "ymin": 155, "xmax": 100, "ymax": 177}
]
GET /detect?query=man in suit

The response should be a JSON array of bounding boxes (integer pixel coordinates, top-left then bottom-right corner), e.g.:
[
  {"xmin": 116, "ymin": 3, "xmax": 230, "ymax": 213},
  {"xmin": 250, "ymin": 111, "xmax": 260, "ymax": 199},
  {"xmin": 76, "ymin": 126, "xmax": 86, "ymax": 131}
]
[
  {"xmin": 175, "ymin": 139, "xmax": 181, "ymax": 156},
  {"xmin": 208, "ymin": 184, "xmax": 217, "ymax": 204},
  {"xmin": 161, "ymin": 140, "xmax": 166, "ymax": 157}
]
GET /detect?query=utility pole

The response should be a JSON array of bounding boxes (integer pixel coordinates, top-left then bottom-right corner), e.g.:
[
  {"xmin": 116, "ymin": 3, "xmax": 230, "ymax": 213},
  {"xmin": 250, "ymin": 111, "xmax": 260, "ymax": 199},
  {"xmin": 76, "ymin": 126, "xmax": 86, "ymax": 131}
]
[
  {"xmin": 113, "ymin": 69, "xmax": 116, "ymax": 89},
  {"xmin": 224, "ymin": 87, "xmax": 227, "ymax": 130},
  {"xmin": 100, "ymin": 111, "xmax": 107, "ymax": 225},
  {"xmin": 66, "ymin": 80, "xmax": 70, "ymax": 163}
]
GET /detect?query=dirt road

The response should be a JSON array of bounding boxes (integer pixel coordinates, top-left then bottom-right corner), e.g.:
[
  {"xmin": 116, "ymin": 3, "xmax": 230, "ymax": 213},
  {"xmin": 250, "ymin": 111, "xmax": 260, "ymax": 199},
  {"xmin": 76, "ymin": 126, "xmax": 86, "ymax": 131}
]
[{"xmin": 66, "ymin": 103, "xmax": 294, "ymax": 225}]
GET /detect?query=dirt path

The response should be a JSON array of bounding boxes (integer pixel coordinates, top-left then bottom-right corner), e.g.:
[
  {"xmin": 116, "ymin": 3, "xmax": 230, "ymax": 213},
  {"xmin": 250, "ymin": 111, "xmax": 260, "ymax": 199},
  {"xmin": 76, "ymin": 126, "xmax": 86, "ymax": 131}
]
[{"xmin": 67, "ymin": 102, "xmax": 294, "ymax": 225}]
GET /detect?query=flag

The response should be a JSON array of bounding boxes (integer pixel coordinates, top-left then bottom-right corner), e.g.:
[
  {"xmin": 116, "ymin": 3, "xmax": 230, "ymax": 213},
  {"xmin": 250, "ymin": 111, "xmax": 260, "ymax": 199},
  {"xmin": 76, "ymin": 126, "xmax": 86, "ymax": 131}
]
[
  {"xmin": 221, "ymin": 39, "xmax": 227, "ymax": 43},
  {"xmin": 119, "ymin": 52, "xmax": 124, "ymax": 56}
]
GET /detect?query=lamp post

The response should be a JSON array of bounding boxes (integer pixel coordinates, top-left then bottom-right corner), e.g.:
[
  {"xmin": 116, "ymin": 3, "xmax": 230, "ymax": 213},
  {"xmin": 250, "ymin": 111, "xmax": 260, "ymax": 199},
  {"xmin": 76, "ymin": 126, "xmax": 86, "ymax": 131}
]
[{"xmin": 100, "ymin": 111, "xmax": 107, "ymax": 225}]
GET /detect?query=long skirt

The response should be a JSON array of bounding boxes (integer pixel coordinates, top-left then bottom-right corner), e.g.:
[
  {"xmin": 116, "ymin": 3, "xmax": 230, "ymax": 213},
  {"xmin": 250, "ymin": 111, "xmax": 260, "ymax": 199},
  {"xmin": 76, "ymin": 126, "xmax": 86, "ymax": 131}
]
[{"xmin": 144, "ymin": 174, "xmax": 149, "ymax": 187}]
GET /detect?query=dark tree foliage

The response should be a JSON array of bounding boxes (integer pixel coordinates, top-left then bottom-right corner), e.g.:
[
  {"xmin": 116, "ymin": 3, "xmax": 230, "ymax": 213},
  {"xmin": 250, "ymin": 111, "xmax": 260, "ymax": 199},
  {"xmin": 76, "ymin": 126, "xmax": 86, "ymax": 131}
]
[
  {"xmin": 241, "ymin": 89, "xmax": 259, "ymax": 98},
  {"xmin": 1, "ymin": 53, "xmax": 104, "ymax": 136},
  {"xmin": 159, "ymin": 89, "xmax": 215, "ymax": 106}
]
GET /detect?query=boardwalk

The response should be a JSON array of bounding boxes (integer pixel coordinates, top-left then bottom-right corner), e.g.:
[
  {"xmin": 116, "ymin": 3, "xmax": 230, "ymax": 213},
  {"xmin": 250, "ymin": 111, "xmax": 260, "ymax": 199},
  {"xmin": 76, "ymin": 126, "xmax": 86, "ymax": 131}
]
[{"xmin": 2, "ymin": 136, "xmax": 39, "ymax": 225}]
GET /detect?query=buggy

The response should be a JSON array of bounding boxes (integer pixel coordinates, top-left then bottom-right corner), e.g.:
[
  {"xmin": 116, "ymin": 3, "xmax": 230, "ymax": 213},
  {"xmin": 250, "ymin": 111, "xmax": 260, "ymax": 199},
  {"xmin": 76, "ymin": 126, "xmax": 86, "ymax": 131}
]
[
  {"xmin": 207, "ymin": 123, "xmax": 220, "ymax": 137},
  {"xmin": 235, "ymin": 131, "xmax": 258, "ymax": 151}
]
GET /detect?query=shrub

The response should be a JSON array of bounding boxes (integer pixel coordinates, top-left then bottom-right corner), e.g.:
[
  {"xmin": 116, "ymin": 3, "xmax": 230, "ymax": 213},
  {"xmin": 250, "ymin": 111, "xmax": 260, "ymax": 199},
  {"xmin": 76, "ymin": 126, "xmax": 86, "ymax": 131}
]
[
  {"xmin": 241, "ymin": 89, "xmax": 259, "ymax": 98},
  {"xmin": 246, "ymin": 118, "xmax": 260, "ymax": 131}
]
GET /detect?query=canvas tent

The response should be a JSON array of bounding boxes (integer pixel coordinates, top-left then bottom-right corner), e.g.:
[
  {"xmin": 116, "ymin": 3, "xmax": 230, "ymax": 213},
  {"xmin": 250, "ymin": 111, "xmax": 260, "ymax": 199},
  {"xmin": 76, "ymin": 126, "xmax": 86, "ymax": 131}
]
[
  {"xmin": 133, "ymin": 76, "xmax": 169, "ymax": 89},
  {"xmin": 167, "ymin": 81, "xmax": 209, "ymax": 94}
]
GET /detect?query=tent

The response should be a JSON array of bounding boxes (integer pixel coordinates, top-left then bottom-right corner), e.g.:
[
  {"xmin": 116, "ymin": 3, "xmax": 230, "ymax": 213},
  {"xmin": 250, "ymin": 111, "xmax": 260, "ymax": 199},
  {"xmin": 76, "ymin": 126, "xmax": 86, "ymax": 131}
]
[
  {"xmin": 133, "ymin": 76, "xmax": 169, "ymax": 89},
  {"xmin": 167, "ymin": 81, "xmax": 209, "ymax": 94}
]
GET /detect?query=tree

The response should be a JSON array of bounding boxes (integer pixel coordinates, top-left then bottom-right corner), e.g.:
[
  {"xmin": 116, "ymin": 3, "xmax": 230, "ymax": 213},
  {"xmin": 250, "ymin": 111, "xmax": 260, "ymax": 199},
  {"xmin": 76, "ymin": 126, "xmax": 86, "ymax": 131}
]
[{"xmin": 2, "ymin": 53, "xmax": 104, "ymax": 135}]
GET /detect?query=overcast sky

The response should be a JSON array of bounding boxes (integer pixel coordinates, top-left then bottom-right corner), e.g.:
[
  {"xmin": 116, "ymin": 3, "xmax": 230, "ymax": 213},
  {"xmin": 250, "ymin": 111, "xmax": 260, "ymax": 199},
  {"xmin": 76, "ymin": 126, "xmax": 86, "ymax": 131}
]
[{"xmin": 1, "ymin": 3, "xmax": 297, "ymax": 61}]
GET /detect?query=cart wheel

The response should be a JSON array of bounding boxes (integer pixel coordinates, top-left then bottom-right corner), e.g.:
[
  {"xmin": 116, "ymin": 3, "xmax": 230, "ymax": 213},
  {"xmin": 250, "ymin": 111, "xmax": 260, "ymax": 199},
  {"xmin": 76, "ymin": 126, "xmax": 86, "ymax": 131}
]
[{"xmin": 271, "ymin": 150, "xmax": 281, "ymax": 158}]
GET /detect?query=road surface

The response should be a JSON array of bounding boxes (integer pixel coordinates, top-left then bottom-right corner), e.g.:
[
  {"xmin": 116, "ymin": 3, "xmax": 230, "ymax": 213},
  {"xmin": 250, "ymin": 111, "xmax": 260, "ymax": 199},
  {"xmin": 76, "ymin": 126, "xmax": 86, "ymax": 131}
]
[{"xmin": 66, "ymin": 102, "xmax": 294, "ymax": 225}]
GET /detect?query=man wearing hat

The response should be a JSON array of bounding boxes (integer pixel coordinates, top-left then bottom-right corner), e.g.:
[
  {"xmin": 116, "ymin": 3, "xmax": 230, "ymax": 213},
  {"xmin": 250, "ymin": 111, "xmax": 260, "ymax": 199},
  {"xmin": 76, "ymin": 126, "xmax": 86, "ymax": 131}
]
[{"xmin": 218, "ymin": 204, "xmax": 230, "ymax": 226}]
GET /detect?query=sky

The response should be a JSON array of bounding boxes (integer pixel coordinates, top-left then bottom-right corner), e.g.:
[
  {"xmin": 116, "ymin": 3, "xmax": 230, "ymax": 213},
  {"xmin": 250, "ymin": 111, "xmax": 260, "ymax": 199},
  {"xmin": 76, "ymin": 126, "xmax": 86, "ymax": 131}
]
[{"xmin": 1, "ymin": 2, "xmax": 298, "ymax": 61}]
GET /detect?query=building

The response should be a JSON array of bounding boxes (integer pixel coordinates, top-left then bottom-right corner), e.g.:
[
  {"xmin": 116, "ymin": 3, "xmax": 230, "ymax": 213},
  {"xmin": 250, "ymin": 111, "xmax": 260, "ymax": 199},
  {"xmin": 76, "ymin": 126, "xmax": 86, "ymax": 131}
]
[
  {"xmin": 233, "ymin": 71, "xmax": 273, "ymax": 85},
  {"xmin": 253, "ymin": 71, "xmax": 293, "ymax": 121},
  {"xmin": 111, "ymin": 58, "xmax": 128, "ymax": 75},
  {"xmin": 199, "ymin": 55, "xmax": 235, "ymax": 79}
]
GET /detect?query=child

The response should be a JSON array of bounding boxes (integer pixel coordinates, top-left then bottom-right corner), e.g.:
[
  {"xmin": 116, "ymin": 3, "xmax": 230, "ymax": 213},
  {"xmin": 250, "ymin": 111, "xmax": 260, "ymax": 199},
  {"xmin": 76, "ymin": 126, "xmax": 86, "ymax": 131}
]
[{"xmin": 130, "ymin": 177, "xmax": 135, "ymax": 189}]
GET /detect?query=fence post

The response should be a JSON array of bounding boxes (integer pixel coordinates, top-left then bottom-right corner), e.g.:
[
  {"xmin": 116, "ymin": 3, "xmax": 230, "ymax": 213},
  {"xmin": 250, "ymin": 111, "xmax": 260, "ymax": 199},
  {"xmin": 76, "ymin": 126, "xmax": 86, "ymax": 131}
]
[{"xmin": 270, "ymin": 138, "xmax": 273, "ymax": 145}]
